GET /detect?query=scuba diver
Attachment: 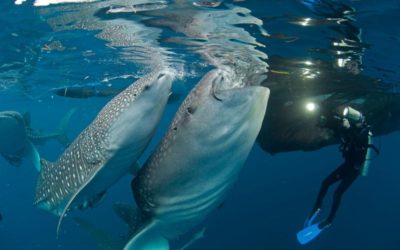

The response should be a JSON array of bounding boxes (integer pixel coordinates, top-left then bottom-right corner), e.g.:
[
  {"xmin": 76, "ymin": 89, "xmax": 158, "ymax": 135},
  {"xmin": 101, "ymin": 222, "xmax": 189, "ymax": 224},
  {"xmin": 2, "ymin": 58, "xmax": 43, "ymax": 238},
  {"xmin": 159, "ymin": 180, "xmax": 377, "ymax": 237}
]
[{"xmin": 297, "ymin": 106, "xmax": 379, "ymax": 244}]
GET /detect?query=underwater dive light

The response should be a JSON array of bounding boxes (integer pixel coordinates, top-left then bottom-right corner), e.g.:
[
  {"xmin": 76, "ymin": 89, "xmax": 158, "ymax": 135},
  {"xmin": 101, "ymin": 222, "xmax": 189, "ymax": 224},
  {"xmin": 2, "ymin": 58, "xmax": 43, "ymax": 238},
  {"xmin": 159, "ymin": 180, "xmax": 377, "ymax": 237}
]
[
  {"xmin": 343, "ymin": 106, "xmax": 363, "ymax": 123},
  {"xmin": 306, "ymin": 102, "xmax": 317, "ymax": 112}
]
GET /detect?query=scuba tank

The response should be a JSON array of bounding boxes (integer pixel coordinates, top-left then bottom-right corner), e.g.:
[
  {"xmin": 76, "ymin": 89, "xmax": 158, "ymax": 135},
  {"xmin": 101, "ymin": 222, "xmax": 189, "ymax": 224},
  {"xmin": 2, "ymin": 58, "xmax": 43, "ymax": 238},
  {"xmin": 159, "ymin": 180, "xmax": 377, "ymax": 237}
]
[
  {"xmin": 342, "ymin": 106, "xmax": 379, "ymax": 176},
  {"xmin": 360, "ymin": 130, "xmax": 374, "ymax": 176}
]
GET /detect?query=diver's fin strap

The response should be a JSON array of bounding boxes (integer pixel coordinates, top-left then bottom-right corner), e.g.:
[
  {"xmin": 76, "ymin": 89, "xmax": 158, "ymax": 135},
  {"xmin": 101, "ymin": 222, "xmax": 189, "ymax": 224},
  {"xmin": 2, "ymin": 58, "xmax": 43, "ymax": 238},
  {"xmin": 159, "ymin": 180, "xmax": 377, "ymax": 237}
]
[{"xmin": 304, "ymin": 209, "xmax": 320, "ymax": 227}]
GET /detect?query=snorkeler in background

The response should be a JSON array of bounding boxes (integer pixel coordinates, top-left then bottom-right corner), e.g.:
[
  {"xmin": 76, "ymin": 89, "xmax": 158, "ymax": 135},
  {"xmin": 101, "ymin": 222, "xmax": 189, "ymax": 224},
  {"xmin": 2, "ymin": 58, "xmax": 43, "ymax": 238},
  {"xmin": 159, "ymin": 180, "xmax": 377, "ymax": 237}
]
[{"xmin": 297, "ymin": 106, "xmax": 379, "ymax": 244}]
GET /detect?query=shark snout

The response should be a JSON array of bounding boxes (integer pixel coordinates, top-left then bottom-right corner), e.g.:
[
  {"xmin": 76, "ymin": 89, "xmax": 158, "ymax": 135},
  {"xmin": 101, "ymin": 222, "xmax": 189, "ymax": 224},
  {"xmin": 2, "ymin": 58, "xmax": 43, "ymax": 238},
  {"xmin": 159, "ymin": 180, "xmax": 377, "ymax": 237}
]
[
  {"xmin": 152, "ymin": 71, "xmax": 174, "ymax": 93},
  {"xmin": 158, "ymin": 70, "xmax": 174, "ymax": 84}
]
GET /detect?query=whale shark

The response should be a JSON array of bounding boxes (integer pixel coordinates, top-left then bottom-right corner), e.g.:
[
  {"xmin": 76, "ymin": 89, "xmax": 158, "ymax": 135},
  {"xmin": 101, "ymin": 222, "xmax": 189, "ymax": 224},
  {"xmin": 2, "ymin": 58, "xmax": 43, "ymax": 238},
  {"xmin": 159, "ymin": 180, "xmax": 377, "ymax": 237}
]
[
  {"xmin": 124, "ymin": 69, "xmax": 270, "ymax": 250},
  {"xmin": 33, "ymin": 69, "xmax": 174, "ymax": 234},
  {"xmin": 0, "ymin": 110, "xmax": 74, "ymax": 171}
]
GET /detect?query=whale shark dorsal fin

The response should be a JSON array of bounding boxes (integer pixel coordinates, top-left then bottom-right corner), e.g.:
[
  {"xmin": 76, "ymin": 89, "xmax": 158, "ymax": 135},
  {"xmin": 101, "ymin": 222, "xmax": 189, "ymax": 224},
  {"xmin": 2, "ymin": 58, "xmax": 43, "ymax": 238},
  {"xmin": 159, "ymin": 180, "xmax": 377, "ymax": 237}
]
[
  {"xmin": 124, "ymin": 220, "xmax": 169, "ymax": 250},
  {"xmin": 27, "ymin": 141, "xmax": 41, "ymax": 172}
]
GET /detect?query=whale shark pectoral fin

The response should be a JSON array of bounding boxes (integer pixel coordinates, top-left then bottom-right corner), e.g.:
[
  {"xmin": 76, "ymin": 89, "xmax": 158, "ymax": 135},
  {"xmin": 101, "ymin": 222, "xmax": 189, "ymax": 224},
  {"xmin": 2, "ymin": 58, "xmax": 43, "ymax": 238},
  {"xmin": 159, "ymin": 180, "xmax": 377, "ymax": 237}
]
[
  {"xmin": 57, "ymin": 187, "xmax": 86, "ymax": 237},
  {"xmin": 56, "ymin": 164, "xmax": 104, "ymax": 237},
  {"xmin": 57, "ymin": 202, "xmax": 69, "ymax": 237},
  {"xmin": 57, "ymin": 189, "xmax": 84, "ymax": 237},
  {"xmin": 34, "ymin": 158, "xmax": 56, "ymax": 210},
  {"xmin": 124, "ymin": 220, "xmax": 169, "ymax": 250},
  {"xmin": 27, "ymin": 140, "xmax": 41, "ymax": 172}
]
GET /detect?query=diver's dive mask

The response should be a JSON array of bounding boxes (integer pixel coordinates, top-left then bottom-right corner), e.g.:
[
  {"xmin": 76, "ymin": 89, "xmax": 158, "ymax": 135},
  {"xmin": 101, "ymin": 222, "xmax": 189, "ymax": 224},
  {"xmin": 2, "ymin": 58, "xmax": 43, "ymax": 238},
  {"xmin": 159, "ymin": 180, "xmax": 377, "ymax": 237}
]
[{"xmin": 342, "ymin": 106, "xmax": 364, "ymax": 127}]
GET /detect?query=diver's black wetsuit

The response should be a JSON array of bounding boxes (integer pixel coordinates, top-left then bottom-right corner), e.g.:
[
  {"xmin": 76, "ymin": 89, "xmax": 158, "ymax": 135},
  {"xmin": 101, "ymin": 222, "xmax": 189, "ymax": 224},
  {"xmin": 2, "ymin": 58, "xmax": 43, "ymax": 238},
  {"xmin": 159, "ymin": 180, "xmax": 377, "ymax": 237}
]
[{"xmin": 312, "ymin": 122, "xmax": 370, "ymax": 226}]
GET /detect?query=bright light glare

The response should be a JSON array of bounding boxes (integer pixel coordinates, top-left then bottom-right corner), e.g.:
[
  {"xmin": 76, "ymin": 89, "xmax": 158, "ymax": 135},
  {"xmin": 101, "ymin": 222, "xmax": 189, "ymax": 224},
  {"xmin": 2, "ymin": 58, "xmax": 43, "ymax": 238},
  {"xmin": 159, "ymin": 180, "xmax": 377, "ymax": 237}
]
[
  {"xmin": 300, "ymin": 18, "xmax": 311, "ymax": 26},
  {"xmin": 306, "ymin": 102, "xmax": 316, "ymax": 112},
  {"xmin": 304, "ymin": 60, "xmax": 313, "ymax": 66},
  {"xmin": 343, "ymin": 107, "xmax": 349, "ymax": 116}
]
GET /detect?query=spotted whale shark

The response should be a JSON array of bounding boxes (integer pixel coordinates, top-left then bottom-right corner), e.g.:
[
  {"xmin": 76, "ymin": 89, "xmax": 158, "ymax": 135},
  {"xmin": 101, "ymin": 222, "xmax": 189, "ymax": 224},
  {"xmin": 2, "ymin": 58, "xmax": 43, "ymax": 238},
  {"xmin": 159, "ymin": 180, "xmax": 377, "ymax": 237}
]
[
  {"xmin": 33, "ymin": 70, "xmax": 174, "ymax": 234},
  {"xmin": 0, "ymin": 110, "xmax": 74, "ymax": 171},
  {"xmin": 124, "ymin": 69, "xmax": 270, "ymax": 250}
]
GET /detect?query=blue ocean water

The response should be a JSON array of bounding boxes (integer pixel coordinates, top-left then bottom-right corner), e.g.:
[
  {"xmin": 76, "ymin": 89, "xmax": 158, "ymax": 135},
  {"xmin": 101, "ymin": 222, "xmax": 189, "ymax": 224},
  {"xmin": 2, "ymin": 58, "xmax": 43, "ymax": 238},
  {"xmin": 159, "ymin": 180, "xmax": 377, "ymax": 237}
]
[{"xmin": 0, "ymin": 0, "xmax": 399, "ymax": 250}]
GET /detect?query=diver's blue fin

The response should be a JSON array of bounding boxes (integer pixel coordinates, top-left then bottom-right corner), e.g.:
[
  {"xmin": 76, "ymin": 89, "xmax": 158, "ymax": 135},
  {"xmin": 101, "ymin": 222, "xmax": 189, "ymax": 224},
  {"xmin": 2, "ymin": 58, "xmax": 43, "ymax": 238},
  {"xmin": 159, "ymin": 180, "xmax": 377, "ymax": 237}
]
[
  {"xmin": 297, "ymin": 223, "xmax": 326, "ymax": 245},
  {"xmin": 27, "ymin": 140, "xmax": 41, "ymax": 172}
]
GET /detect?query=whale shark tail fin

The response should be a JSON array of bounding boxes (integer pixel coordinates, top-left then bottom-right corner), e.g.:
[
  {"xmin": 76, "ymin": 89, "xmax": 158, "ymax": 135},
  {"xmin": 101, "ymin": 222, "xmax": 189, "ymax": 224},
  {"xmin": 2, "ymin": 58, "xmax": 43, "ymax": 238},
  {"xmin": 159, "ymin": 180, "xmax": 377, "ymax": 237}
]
[
  {"xmin": 124, "ymin": 220, "xmax": 169, "ymax": 250},
  {"xmin": 55, "ymin": 108, "xmax": 77, "ymax": 148}
]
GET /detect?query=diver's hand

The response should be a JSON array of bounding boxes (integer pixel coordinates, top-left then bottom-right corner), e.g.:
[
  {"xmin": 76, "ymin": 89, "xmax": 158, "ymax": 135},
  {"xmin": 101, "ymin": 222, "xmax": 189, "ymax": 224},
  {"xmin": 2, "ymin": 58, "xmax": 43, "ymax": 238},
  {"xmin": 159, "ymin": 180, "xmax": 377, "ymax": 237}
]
[{"xmin": 342, "ymin": 118, "xmax": 350, "ymax": 129}]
